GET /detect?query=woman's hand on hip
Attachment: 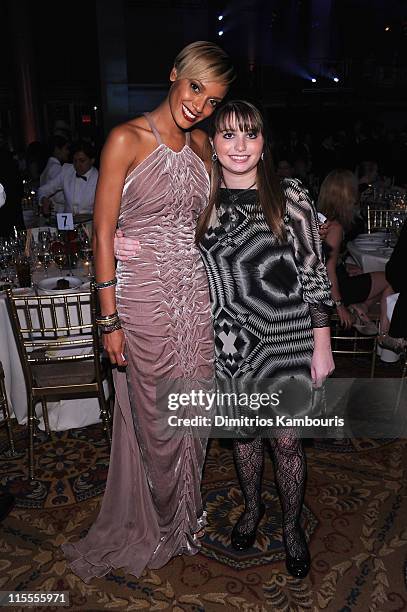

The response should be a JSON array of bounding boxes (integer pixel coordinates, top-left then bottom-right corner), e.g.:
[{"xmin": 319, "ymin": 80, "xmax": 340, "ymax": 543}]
[
  {"xmin": 114, "ymin": 229, "xmax": 141, "ymax": 261},
  {"xmin": 103, "ymin": 328, "xmax": 127, "ymax": 366}
]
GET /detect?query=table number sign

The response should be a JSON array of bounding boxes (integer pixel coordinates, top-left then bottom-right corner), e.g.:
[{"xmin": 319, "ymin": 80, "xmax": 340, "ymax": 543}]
[{"xmin": 56, "ymin": 213, "xmax": 74, "ymax": 231}]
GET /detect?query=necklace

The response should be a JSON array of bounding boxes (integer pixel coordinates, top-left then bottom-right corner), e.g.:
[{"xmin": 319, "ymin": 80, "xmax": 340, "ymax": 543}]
[{"xmin": 222, "ymin": 181, "xmax": 257, "ymax": 203}]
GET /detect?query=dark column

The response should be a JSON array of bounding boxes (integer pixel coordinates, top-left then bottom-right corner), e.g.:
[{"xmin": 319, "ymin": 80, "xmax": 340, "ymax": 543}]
[
  {"xmin": 309, "ymin": 0, "xmax": 334, "ymax": 76},
  {"xmin": 8, "ymin": 0, "xmax": 41, "ymax": 147},
  {"xmin": 96, "ymin": 0, "xmax": 129, "ymax": 135}
]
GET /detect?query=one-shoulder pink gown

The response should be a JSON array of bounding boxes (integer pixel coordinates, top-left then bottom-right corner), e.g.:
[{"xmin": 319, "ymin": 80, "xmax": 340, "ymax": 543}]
[{"xmin": 62, "ymin": 113, "xmax": 214, "ymax": 581}]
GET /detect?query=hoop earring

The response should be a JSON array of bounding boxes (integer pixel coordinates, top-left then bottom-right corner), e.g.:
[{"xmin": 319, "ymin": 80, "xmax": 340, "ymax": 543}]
[
  {"xmin": 212, "ymin": 151, "xmax": 218, "ymax": 162},
  {"xmin": 261, "ymin": 152, "xmax": 264, "ymax": 160}
]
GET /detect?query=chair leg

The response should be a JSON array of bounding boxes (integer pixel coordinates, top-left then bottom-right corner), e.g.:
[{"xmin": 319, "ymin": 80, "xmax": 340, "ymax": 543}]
[
  {"xmin": 370, "ymin": 338, "xmax": 377, "ymax": 378},
  {"xmin": 27, "ymin": 398, "xmax": 36, "ymax": 480},
  {"xmin": 0, "ymin": 396, "xmax": 17, "ymax": 456},
  {"xmin": 0, "ymin": 369, "xmax": 17, "ymax": 456},
  {"xmin": 41, "ymin": 398, "xmax": 51, "ymax": 438},
  {"xmin": 2, "ymin": 403, "xmax": 17, "ymax": 456},
  {"xmin": 394, "ymin": 357, "xmax": 407, "ymax": 416},
  {"xmin": 97, "ymin": 390, "xmax": 112, "ymax": 445}
]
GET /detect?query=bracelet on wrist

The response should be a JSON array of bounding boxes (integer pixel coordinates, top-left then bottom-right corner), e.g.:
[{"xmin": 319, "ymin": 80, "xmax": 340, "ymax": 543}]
[
  {"xmin": 95, "ymin": 278, "xmax": 117, "ymax": 290},
  {"xmin": 96, "ymin": 311, "xmax": 118, "ymax": 322},
  {"xmin": 96, "ymin": 316, "xmax": 120, "ymax": 327},
  {"xmin": 100, "ymin": 320, "xmax": 122, "ymax": 334},
  {"xmin": 96, "ymin": 320, "xmax": 119, "ymax": 329}
]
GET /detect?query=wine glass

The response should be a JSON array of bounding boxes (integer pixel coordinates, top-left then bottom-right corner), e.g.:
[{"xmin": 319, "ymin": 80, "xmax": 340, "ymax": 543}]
[
  {"xmin": 37, "ymin": 243, "xmax": 51, "ymax": 277},
  {"xmin": 53, "ymin": 244, "xmax": 66, "ymax": 274},
  {"xmin": 38, "ymin": 229, "xmax": 50, "ymax": 246},
  {"xmin": 78, "ymin": 228, "xmax": 93, "ymax": 277},
  {"xmin": 81, "ymin": 244, "xmax": 93, "ymax": 277}
]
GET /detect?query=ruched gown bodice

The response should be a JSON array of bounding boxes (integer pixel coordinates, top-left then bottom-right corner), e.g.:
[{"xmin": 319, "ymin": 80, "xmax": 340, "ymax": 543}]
[
  {"xmin": 62, "ymin": 115, "xmax": 214, "ymax": 581},
  {"xmin": 116, "ymin": 141, "xmax": 213, "ymax": 378}
]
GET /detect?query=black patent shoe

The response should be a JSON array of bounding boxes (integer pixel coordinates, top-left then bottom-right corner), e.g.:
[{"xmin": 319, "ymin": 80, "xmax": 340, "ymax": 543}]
[
  {"xmin": 231, "ymin": 503, "xmax": 266, "ymax": 551},
  {"xmin": 0, "ymin": 493, "xmax": 15, "ymax": 522},
  {"xmin": 284, "ymin": 526, "xmax": 311, "ymax": 579}
]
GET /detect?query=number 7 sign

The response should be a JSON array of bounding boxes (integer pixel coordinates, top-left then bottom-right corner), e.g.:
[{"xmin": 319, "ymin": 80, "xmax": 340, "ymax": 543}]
[{"xmin": 56, "ymin": 213, "xmax": 74, "ymax": 230}]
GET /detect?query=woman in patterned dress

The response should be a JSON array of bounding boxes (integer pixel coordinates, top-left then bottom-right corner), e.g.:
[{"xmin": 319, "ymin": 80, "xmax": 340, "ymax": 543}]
[
  {"xmin": 62, "ymin": 42, "xmax": 234, "ymax": 581},
  {"xmin": 195, "ymin": 100, "xmax": 334, "ymax": 579}
]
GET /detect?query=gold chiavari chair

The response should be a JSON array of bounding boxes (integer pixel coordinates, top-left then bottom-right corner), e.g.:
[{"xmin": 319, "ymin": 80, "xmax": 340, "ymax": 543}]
[
  {"xmin": 0, "ymin": 361, "xmax": 17, "ymax": 456},
  {"xmin": 367, "ymin": 205, "xmax": 393, "ymax": 233},
  {"xmin": 330, "ymin": 313, "xmax": 377, "ymax": 378},
  {"xmin": 6, "ymin": 283, "xmax": 112, "ymax": 479}
]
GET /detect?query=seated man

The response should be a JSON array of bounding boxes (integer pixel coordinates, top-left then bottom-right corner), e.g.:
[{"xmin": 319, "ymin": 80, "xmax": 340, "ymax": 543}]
[
  {"xmin": 39, "ymin": 135, "xmax": 71, "ymax": 214},
  {"xmin": 38, "ymin": 141, "xmax": 98, "ymax": 216}
]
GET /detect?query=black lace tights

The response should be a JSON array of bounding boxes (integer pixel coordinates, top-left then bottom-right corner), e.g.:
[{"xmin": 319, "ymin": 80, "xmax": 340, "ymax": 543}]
[{"xmin": 233, "ymin": 436, "xmax": 307, "ymax": 558}]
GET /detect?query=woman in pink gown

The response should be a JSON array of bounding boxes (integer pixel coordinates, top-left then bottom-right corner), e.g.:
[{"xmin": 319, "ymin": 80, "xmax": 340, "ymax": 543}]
[{"xmin": 62, "ymin": 41, "xmax": 234, "ymax": 581}]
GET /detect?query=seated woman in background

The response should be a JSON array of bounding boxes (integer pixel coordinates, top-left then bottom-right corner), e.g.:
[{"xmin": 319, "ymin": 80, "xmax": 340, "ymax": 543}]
[{"xmin": 318, "ymin": 169, "xmax": 394, "ymax": 335}]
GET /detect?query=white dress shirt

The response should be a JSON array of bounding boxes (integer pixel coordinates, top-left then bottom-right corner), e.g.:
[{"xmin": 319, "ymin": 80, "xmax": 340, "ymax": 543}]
[
  {"xmin": 0, "ymin": 183, "xmax": 5, "ymax": 208},
  {"xmin": 38, "ymin": 164, "xmax": 98, "ymax": 215},
  {"xmin": 40, "ymin": 156, "xmax": 62, "ymax": 185},
  {"xmin": 40, "ymin": 156, "xmax": 66, "ymax": 212}
]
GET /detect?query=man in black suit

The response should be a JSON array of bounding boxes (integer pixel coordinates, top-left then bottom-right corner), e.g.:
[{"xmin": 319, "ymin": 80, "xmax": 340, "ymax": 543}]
[
  {"xmin": 0, "ymin": 130, "xmax": 24, "ymax": 238},
  {"xmin": 378, "ymin": 220, "xmax": 407, "ymax": 352}
]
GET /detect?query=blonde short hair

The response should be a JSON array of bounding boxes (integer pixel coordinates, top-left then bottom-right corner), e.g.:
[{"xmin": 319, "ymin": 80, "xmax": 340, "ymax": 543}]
[{"xmin": 173, "ymin": 41, "xmax": 235, "ymax": 86}]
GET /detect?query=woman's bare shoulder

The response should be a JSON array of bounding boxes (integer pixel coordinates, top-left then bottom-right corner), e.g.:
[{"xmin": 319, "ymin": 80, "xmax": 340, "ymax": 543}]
[
  {"xmin": 108, "ymin": 118, "xmax": 152, "ymax": 148},
  {"xmin": 190, "ymin": 129, "xmax": 211, "ymax": 166},
  {"xmin": 326, "ymin": 220, "xmax": 343, "ymax": 245},
  {"xmin": 104, "ymin": 117, "xmax": 156, "ymax": 167}
]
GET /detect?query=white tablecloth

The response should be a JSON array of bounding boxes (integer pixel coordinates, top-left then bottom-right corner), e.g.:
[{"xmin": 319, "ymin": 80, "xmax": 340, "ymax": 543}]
[
  {"xmin": 347, "ymin": 241, "xmax": 392, "ymax": 273},
  {"xmin": 347, "ymin": 234, "xmax": 393, "ymax": 272},
  {"xmin": 0, "ymin": 265, "xmax": 102, "ymax": 431},
  {"xmin": 346, "ymin": 235, "xmax": 402, "ymax": 363}
]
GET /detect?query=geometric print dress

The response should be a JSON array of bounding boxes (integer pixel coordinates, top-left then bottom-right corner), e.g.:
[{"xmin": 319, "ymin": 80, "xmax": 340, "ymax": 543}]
[{"xmin": 199, "ymin": 179, "xmax": 332, "ymax": 402}]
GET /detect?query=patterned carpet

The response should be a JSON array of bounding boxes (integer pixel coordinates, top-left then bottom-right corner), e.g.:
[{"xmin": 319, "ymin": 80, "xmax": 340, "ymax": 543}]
[{"xmin": 1, "ymin": 411, "xmax": 407, "ymax": 611}]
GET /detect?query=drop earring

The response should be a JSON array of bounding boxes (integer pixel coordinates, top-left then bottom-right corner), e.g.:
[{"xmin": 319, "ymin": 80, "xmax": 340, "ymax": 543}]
[
  {"xmin": 261, "ymin": 152, "xmax": 264, "ymax": 160},
  {"xmin": 212, "ymin": 151, "xmax": 218, "ymax": 162}
]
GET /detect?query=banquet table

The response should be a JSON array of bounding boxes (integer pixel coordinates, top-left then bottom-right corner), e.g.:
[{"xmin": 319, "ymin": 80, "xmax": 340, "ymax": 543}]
[
  {"xmin": 0, "ymin": 262, "xmax": 103, "ymax": 431},
  {"xmin": 347, "ymin": 232, "xmax": 393, "ymax": 273},
  {"xmin": 346, "ymin": 233, "xmax": 401, "ymax": 364}
]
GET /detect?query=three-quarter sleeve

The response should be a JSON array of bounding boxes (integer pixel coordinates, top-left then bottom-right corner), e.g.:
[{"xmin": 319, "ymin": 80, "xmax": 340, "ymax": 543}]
[{"xmin": 283, "ymin": 179, "xmax": 333, "ymax": 328}]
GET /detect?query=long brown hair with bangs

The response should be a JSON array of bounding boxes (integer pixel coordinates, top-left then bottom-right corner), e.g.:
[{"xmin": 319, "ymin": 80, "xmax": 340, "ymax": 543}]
[{"xmin": 195, "ymin": 100, "xmax": 285, "ymax": 244}]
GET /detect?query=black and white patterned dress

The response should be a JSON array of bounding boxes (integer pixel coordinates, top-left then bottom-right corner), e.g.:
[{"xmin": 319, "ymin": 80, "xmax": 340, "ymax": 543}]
[{"xmin": 199, "ymin": 179, "xmax": 332, "ymax": 383}]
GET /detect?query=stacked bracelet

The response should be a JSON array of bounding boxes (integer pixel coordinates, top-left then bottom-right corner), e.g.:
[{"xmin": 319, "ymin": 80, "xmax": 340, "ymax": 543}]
[
  {"xmin": 99, "ymin": 320, "xmax": 122, "ymax": 334},
  {"xmin": 95, "ymin": 311, "xmax": 119, "ymax": 323},
  {"xmin": 95, "ymin": 278, "xmax": 117, "ymax": 290},
  {"xmin": 95, "ymin": 311, "xmax": 122, "ymax": 334}
]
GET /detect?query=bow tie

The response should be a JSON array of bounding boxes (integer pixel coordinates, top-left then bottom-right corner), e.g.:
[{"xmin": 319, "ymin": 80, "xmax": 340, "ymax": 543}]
[{"xmin": 76, "ymin": 173, "xmax": 87, "ymax": 181}]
